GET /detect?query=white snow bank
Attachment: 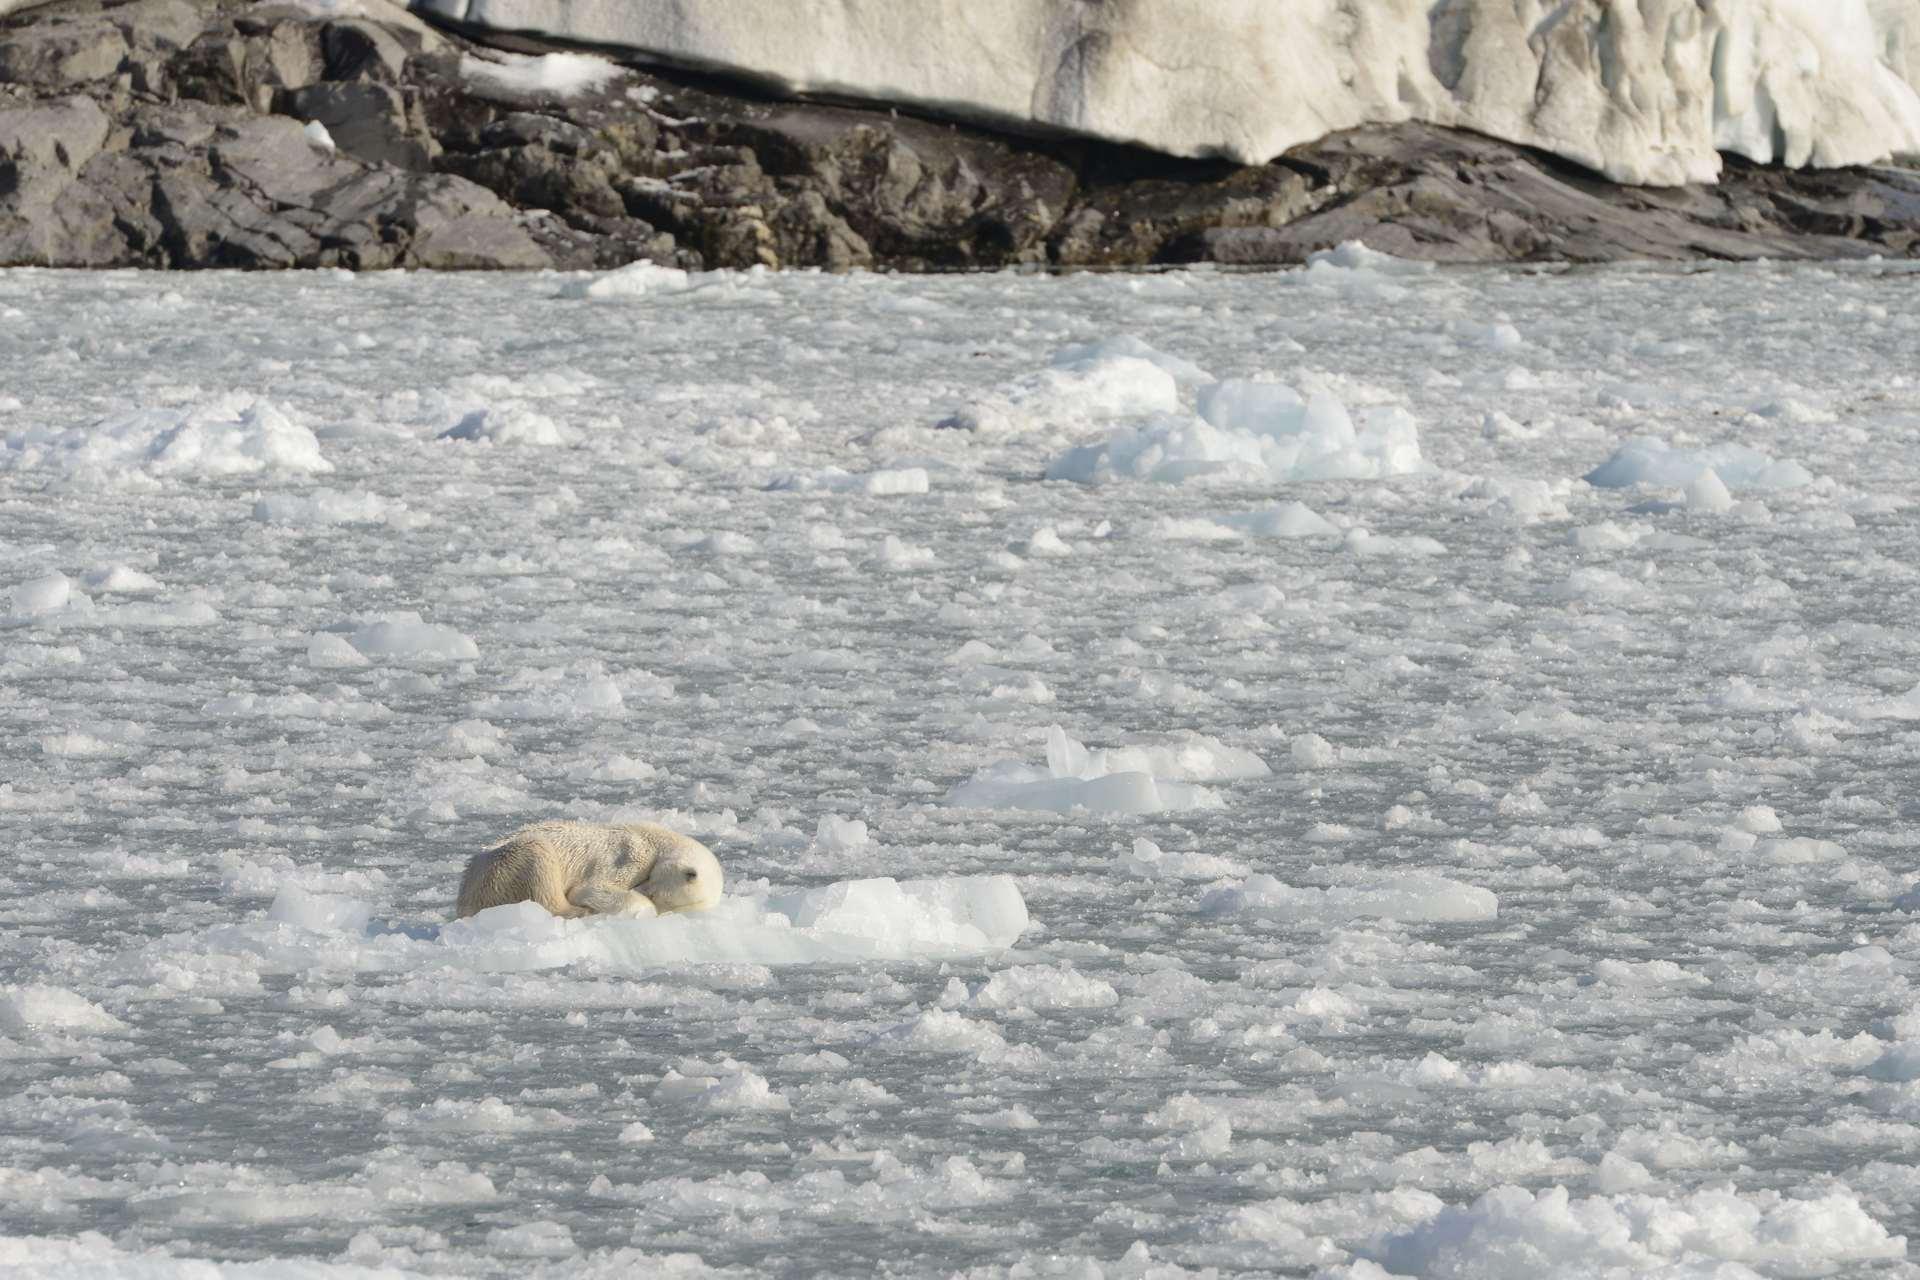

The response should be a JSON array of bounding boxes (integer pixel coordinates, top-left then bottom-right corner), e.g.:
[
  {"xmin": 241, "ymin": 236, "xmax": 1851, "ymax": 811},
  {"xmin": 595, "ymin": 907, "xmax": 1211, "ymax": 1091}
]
[
  {"xmin": 947, "ymin": 726, "xmax": 1266, "ymax": 815},
  {"xmin": 1367, "ymin": 1184, "xmax": 1904, "ymax": 1277},
  {"xmin": 1, "ymin": 394, "xmax": 330, "ymax": 480},
  {"xmin": 1040, "ymin": 353, "xmax": 1422, "ymax": 486},
  {"xmin": 1585, "ymin": 437, "xmax": 1813, "ymax": 491},
  {"xmin": 443, "ymin": 874, "xmax": 1030, "ymax": 965},
  {"xmin": 460, "ymin": 50, "xmax": 624, "ymax": 98},
  {"xmin": 1200, "ymin": 872, "xmax": 1497, "ymax": 924},
  {"xmin": 410, "ymin": 0, "xmax": 1920, "ymax": 184}
]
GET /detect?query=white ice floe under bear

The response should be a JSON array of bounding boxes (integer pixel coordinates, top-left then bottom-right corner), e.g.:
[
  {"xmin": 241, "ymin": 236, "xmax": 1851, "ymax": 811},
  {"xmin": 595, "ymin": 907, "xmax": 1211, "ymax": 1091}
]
[{"xmin": 455, "ymin": 820, "xmax": 724, "ymax": 919}]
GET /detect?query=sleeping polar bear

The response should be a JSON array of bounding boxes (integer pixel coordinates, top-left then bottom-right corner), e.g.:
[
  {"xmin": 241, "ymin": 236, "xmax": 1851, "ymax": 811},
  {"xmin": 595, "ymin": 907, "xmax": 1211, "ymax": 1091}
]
[{"xmin": 456, "ymin": 820, "xmax": 725, "ymax": 920}]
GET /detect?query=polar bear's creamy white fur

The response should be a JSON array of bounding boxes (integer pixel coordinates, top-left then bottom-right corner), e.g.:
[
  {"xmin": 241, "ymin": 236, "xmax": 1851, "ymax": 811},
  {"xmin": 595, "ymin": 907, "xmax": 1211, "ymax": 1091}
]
[{"xmin": 456, "ymin": 820, "xmax": 724, "ymax": 919}]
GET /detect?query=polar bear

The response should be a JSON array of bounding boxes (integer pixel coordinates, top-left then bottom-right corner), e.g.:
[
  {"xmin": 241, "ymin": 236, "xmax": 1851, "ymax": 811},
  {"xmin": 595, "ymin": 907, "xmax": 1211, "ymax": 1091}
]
[{"xmin": 455, "ymin": 820, "xmax": 724, "ymax": 920}]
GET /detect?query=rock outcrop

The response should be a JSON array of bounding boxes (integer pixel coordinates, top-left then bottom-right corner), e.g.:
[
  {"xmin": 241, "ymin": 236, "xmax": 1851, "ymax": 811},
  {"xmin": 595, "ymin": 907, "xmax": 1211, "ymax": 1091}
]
[{"xmin": 2, "ymin": 0, "xmax": 1918, "ymax": 271}]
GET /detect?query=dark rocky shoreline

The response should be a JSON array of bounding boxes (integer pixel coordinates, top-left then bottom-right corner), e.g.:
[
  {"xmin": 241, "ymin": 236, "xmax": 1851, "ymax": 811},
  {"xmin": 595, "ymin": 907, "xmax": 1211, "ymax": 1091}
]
[{"xmin": 5, "ymin": 0, "xmax": 1920, "ymax": 272}]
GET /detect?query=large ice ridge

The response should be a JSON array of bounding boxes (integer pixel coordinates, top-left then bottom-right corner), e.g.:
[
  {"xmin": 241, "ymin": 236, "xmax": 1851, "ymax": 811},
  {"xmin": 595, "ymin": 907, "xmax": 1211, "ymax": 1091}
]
[{"xmin": 410, "ymin": 0, "xmax": 1920, "ymax": 186}]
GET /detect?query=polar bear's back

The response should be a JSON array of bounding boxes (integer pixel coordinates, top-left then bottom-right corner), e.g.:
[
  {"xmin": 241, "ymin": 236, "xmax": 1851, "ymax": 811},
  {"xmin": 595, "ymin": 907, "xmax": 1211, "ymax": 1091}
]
[{"xmin": 456, "ymin": 819, "xmax": 672, "ymax": 918}]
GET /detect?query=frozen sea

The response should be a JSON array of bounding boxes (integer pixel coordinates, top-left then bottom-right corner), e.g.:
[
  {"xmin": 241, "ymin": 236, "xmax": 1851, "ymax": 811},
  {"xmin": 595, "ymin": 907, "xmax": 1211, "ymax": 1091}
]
[{"xmin": 2, "ymin": 253, "xmax": 1920, "ymax": 1279}]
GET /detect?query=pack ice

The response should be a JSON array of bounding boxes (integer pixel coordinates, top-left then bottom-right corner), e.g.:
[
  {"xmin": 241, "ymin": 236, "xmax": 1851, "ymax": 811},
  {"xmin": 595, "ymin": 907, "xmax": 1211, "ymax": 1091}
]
[
  {"xmin": 5, "ymin": 260, "xmax": 1920, "ymax": 1278},
  {"xmin": 412, "ymin": 0, "xmax": 1920, "ymax": 183}
]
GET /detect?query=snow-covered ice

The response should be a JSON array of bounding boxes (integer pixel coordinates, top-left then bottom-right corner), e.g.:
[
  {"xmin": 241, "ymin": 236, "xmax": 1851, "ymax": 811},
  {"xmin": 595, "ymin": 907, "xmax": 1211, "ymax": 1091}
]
[
  {"xmin": 410, "ymin": 0, "xmax": 1920, "ymax": 185},
  {"xmin": 3, "ymin": 256, "xmax": 1920, "ymax": 1277}
]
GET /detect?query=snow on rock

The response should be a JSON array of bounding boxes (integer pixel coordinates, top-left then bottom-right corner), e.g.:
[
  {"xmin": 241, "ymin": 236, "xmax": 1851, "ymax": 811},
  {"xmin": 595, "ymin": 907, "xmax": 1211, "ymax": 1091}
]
[
  {"xmin": 459, "ymin": 50, "xmax": 624, "ymax": 98},
  {"xmin": 1, "ymin": 394, "xmax": 330, "ymax": 480},
  {"xmin": 408, "ymin": 0, "xmax": 1920, "ymax": 184},
  {"xmin": 947, "ymin": 726, "xmax": 1266, "ymax": 815},
  {"xmin": 1584, "ymin": 437, "xmax": 1814, "ymax": 491},
  {"xmin": 1367, "ymin": 1184, "xmax": 1905, "ymax": 1277},
  {"xmin": 1199, "ymin": 872, "xmax": 1498, "ymax": 924}
]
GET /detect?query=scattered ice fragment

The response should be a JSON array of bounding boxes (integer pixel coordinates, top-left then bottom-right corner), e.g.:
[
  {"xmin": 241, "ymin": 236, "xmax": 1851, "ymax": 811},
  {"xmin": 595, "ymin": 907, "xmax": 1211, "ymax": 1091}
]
[
  {"xmin": 9, "ymin": 572, "xmax": 71, "ymax": 618},
  {"xmin": 1303, "ymin": 240, "xmax": 1435, "ymax": 275},
  {"xmin": 814, "ymin": 815, "xmax": 869, "ymax": 851},
  {"xmin": 80, "ymin": 564, "xmax": 162, "ymax": 593},
  {"xmin": 1049, "ymin": 336, "xmax": 1212, "ymax": 388},
  {"xmin": 267, "ymin": 886, "xmax": 374, "ymax": 935},
  {"xmin": 1584, "ymin": 437, "xmax": 1813, "ymax": 490},
  {"xmin": 253, "ymin": 489, "xmax": 421, "ymax": 528},
  {"xmin": 951, "ymin": 348, "xmax": 1179, "ymax": 435},
  {"xmin": 1048, "ymin": 382, "xmax": 1420, "ymax": 486},
  {"xmin": 307, "ymin": 633, "xmax": 371, "ymax": 669},
  {"xmin": 1215, "ymin": 502, "xmax": 1340, "ymax": 538},
  {"xmin": 2, "ymin": 393, "xmax": 331, "ymax": 479},
  {"xmin": 1686, "ymin": 466, "xmax": 1734, "ymax": 513},
  {"xmin": 1199, "ymin": 872, "xmax": 1498, "ymax": 923},
  {"xmin": 1024, "ymin": 526, "xmax": 1072, "ymax": 557},
  {"xmin": 557, "ymin": 259, "xmax": 694, "ymax": 299},
  {"xmin": 441, "ymin": 874, "xmax": 1030, "ymax": 966},
  {"xmin": 1123, "ymin": 837, "xmax": 1249, "ymax": 880},
  {"xmin": 947, "ymin": 726, "xmax": 1264, "ymax": 815},
  {"xmin": 1371, "ymin": 1184, "xmax": 1903, "ymax": 1276},
  {"xmin": 0, "ymin": 984, "xmax": 128, "ymax": 1034},
  {"xmin": 768, "ymin": 466, "xmax": 929, "ymax": 496},
  {"xmin": 1291, "ymin": 733, "xmax": 1337, "ymax": 769},
  {"xmin": 302, "ymin": 119, "xmax": 335, "ymax": 151},
  {"xmin": 335, "ymin": 612, "xmax": 479, "ymax": 662},
  {"xmin": 653, "ymin": 1062, "xmax": 789, "ymax": 1113},
  {"xmin": 439, "ymin": 405, "xmax": 576, "ymax": 446}
]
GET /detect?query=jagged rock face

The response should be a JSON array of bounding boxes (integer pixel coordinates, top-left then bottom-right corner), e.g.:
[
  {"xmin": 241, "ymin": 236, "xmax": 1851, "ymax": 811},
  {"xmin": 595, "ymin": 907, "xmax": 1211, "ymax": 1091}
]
[
  {"xmin": 0, "ymin": 0, "xmax": 555, "ymax": 268},
  {"xmin": 2, "ymin": 0, "xmax": 1918, "ymax": 271},
  {"xmin": 413, "ymin": 0, "xmax": 1920, "ymax": 186}
]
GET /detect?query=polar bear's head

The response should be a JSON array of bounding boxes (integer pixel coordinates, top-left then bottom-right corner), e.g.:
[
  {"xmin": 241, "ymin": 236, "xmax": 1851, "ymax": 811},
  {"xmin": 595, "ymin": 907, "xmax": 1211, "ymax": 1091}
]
[{"xmin": 639, "ymin": 835, "xmax": 725, "ymax": 914}]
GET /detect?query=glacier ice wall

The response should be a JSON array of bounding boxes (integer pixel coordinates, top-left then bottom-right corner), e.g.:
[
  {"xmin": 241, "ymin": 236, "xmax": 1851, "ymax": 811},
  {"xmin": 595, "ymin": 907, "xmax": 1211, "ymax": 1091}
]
[{"xmin": 411, "ymin": 0, "xmax": 1920, "ymax": 185}]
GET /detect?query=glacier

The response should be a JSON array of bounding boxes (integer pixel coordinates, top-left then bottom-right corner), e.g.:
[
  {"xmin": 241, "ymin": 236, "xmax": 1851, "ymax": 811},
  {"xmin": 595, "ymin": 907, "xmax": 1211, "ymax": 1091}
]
[{"xmin": 411, "ymin": 0, "xmax": 1920, "ymax": 185}]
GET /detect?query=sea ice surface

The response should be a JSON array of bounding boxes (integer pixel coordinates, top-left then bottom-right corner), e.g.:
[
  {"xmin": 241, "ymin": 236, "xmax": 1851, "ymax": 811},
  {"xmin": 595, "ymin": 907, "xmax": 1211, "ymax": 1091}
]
[{"xmin": 2, "ymin": 256, "xmax": 1919, "ymax": 1277}]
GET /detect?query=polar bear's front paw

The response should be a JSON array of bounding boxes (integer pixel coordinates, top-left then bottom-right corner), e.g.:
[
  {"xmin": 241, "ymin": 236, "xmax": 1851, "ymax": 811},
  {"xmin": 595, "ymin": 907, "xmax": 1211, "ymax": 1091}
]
[{"xmin": 612, "ymin": 891, "xmax": 659, "ymax": 919}]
